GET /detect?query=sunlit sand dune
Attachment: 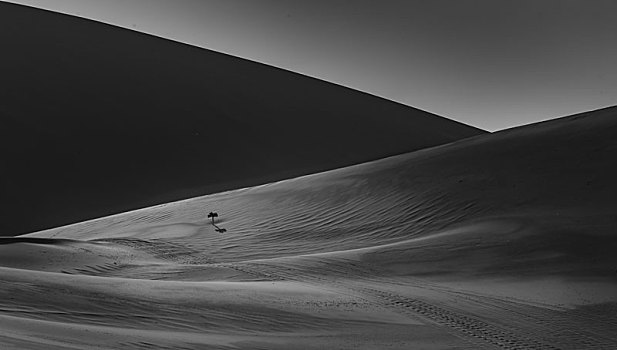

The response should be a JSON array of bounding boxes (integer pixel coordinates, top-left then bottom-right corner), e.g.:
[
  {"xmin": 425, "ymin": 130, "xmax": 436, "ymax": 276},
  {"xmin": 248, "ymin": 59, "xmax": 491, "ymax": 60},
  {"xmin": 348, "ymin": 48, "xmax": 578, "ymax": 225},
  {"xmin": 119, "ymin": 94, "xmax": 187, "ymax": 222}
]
[
  {"xmin": 1, "ymin": 107, "xmax": 615, "ymax": 349},
  {"xmin": 0, "ymin": 2, "xmax": 483, "ymax": 237}
]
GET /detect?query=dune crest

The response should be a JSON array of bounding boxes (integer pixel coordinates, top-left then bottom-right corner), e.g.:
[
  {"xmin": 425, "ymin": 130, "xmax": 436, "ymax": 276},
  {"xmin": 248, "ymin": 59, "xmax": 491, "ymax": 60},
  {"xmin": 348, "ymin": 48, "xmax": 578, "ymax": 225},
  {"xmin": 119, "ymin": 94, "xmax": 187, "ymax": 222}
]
[
  {"xmin": 1, "ymin": 107, "xmax": 615, "ymax": 348},
  {"xmin": 0, "ymin": 2, "xmax": 483, "ymax": 237}
]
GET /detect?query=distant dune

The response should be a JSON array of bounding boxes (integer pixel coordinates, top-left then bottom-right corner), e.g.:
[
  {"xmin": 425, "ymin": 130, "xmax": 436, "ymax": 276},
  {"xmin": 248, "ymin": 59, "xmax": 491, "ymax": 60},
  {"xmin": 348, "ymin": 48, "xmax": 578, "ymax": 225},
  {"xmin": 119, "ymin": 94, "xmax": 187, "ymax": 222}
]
[
  {"xmin": 0, "ymin": 2, "xmax": 483, "ymax": 236},
  {"xmin": 4, "ymin": 107, "xmax": 615, "ymax": 349}
]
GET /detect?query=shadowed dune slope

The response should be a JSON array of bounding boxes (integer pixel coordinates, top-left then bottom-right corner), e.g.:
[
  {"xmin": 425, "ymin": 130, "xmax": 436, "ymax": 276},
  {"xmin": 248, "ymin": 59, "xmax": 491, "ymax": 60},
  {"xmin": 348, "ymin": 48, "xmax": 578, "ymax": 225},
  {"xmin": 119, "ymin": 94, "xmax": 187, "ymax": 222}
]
[
  {"xmin": 0, "ymin": 2, "xmax": 484, "ymax": 236},
  {"xmin": 5, "ymin": 107, "xmax": 617, "ymax": 349},
  {"xmin": 25, "ymin": 106, "xmax": 617, "ymax": 279}
]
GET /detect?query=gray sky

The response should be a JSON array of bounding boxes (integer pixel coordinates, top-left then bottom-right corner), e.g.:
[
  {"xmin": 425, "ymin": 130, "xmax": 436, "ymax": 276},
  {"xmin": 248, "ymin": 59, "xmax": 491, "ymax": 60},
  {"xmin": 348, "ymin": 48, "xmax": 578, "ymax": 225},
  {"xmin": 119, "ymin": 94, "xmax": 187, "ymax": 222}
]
[{"xmin": 5, "ymin": 0, "xmax": 617, "ymax": 131}]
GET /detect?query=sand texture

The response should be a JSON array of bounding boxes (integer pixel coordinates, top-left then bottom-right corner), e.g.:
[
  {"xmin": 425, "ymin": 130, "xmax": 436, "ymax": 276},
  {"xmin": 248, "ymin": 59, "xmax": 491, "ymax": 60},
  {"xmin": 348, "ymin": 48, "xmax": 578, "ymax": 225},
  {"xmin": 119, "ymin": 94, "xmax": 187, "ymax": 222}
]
[
  {"xmin": 1, "ymin": 107, "xmax": 615, "ymax": 349},
  {"xmin": 0, "ymin": 2, "xmax": 483, "ymax": 236}
]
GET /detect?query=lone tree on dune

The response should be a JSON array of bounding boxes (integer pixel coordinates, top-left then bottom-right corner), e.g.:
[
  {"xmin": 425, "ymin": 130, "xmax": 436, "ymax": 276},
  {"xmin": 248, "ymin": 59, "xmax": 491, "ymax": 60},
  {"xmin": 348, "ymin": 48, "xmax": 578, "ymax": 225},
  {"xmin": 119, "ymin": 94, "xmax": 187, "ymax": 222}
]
[{"xmin": 207, "ymin": 211, "xmax": 218, "ymax": 225}]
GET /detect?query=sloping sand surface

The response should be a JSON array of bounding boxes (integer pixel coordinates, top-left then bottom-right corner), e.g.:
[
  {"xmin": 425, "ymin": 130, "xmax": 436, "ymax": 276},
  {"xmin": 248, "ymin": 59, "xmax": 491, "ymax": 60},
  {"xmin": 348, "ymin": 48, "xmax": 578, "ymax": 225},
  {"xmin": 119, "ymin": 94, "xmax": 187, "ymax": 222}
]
[
  {"xmin": 0, "ymin": 2, "xmax": 483, "ymax": 237},
  {"xmin": 3, "ymin": 107, "xmax": 617, "ymax": 349}
]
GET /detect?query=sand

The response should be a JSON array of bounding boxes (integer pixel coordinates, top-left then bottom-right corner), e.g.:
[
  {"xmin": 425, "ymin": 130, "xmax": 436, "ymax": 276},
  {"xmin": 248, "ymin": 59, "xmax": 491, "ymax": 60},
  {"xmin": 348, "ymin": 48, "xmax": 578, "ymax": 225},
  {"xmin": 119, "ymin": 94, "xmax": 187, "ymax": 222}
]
[
  {"xmin": 0, "ymin": 2, "xmax": 483, "ymax": 237},
  {"xmin": 1, "ymin": 107, "xmax": 615, "ymax": 348}
]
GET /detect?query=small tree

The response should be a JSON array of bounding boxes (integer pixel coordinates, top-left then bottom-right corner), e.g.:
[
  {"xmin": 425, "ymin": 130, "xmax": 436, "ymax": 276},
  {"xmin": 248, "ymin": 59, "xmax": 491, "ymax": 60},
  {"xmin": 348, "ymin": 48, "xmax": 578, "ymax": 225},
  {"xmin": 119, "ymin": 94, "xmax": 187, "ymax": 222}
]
[{"xmin": 207, "ymin": 211, "xmax": 218, "ymax": 224}]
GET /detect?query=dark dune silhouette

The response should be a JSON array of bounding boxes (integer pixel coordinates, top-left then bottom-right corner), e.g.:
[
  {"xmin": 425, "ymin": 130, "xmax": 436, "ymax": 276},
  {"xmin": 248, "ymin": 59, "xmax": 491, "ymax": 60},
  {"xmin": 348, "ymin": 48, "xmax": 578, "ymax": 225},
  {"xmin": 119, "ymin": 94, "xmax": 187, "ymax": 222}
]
[
  {"xmin": 0, "ymin": 2, "xmax": 483, "ymax": 236},
  {"xmin": 0, "ymin": 237, "xmax": 72, "ymax": 245}
]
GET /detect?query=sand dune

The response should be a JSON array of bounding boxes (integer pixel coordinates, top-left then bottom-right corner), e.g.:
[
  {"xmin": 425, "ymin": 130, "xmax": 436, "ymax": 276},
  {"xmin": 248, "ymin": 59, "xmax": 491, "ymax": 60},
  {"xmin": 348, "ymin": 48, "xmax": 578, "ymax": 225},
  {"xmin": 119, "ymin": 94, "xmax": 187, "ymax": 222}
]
[
  {"xmin": 1, "ymin": 107, "xmax": 615, "ymax": 348},
  {"xmin": 0, "ymin": 2, "xmax": 483, "ymax": 236}
]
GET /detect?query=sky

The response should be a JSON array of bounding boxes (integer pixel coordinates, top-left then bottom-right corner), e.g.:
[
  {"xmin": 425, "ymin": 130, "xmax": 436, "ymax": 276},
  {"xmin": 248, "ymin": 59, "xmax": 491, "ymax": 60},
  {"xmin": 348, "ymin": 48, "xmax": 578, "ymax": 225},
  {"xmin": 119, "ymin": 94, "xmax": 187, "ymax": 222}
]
[{"xmin": 5, "ymin": 0, "xmax": 617, "ymax": 131}]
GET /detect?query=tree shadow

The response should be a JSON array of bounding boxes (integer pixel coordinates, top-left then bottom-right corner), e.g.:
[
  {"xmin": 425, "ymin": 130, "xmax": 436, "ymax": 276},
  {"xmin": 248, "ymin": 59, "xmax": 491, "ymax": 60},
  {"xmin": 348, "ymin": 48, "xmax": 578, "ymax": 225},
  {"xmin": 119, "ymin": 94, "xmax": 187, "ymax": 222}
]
[
  {"xmin": 213, "ymin": 224, "xmax": 227, "ymax": 233},
  {"xmin": 207, "ymin": 211, "xmax": 226, "ymax": 232}
]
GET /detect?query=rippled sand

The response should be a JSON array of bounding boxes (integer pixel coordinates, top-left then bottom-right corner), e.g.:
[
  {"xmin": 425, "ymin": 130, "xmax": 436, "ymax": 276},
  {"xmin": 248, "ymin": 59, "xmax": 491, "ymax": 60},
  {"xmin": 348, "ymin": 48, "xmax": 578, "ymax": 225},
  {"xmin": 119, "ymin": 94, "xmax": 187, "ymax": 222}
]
[{"xmin": 3, "ymin": 107, "xmax": 617, "ymax": 349}]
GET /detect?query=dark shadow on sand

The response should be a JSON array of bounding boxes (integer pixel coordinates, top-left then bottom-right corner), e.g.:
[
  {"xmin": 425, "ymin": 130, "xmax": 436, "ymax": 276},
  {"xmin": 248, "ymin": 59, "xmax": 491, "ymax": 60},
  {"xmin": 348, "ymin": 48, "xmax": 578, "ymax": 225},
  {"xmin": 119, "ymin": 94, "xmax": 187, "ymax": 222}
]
[
  {"xmin": 0, "ymin": 237, "xmax": 74, "ymax": 245},
  {"xmin": 213, "ymin": 224, "xmax": 227, "ymax": 233}
]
